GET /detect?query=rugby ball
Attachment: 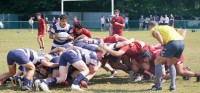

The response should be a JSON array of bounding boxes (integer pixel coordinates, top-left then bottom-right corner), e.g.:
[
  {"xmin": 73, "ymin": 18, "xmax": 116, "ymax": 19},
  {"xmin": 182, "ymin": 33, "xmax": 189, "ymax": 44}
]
[{"xmin": 58, "ymin": 32, "xmax": 69, "ymax": 41}]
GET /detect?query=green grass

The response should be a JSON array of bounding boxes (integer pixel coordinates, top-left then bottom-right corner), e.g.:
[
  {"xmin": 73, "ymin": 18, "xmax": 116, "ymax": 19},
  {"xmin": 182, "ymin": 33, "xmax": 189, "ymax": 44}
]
[{"xmin": 0, "ymin": 29, "xmax": 200, "ymax": 93}]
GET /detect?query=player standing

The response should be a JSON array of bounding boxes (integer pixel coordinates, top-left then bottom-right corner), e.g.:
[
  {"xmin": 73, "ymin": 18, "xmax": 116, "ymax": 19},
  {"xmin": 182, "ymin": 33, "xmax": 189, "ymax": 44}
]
[
  {"xmin": 36, "ymin": 13, "xmax": 45, "ymax": 51},
  {"xmin": 148, "ymin": 21, "xmax": 184, "ymax": 91},
  {"xmin": 49, "ymin": 15, "xmax": 73, "ymax": 50},
  {"xmin": 110, "ymin": 9, "xmax": 125, "ymax": 36}
]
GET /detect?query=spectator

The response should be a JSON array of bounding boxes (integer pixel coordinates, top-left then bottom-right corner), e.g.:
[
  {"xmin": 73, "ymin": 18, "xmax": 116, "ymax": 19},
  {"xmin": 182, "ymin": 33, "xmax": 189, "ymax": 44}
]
[
  {"xmin": 150, "ymin": 15, "xmax": 153, "ymax": 21},
  {"xmin": 45, "ymin": 17, "xmax": 50, "ymax": 33},
  {"xmin": 144, "ymin": 16, "xmax": 150, "ymax": 30},
  {"xmin": 36, "ymin": 13, "xmax": 45, "ymax": 51},
  {"xmin": 169, "ymin": 14, "xmax": 175, "ymax": 27},
  {"xmin": 159, "ymin": 15, "xmax": 164, "ymax": 25},
  {"xmin": 52, "ymin": 17, "xmax": 56, "ymax": 25},
  {"xmin": 100, "ymin": 16, "xmax": 105, "ymax": 31},
  {"xmin": 125, "ymin": 16, "xmax": 129, "ymax": 30},
  {"xmin": 154, "ymin": 15, "xmax": 160, "ymax": 23},
  {"xmin": 73, "ymin": 16, "xmax": 79, "ymax": 25},
  {"xmin": 139, "ymin": 15, "xmax": 144, "ymax": 30},
  {"xmin": 164, "ymin": 14, "xmax": 169, "ymax": 25},
  {"xmin": 56, "ymin": 18, "xmax": 60, "ymax": 23},
  {"xmin": 105, "ymin": 16, "xmax": 110, "ymax": 30},
  {"xmin": 111, "ymin": 9, "xmax": 125, "ymax": 36},
  {"xmin": 28, "ymin": 17, "xmax": 34, "ymax": 33}
]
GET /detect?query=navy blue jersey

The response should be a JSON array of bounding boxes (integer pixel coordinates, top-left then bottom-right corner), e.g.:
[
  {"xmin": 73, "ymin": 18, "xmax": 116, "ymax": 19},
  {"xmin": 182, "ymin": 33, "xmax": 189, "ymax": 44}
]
[
  {"xmin": 59, "ymin": 48, "xmax": 99, "ymax": 67},
  {"xmin": 7, "ymin": 48, "xmax": 45, "ymax": 65}
]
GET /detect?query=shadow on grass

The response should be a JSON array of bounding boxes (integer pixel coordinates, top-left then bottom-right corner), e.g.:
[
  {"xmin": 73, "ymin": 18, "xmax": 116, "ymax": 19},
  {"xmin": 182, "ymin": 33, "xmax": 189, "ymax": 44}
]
[
  {"xmin": 90, "ymin": 88, "xmax": 150, "ymax": 93},
  {"xmin": 89, "ymin": 74, "xmax": 153, "ymax": 85}
]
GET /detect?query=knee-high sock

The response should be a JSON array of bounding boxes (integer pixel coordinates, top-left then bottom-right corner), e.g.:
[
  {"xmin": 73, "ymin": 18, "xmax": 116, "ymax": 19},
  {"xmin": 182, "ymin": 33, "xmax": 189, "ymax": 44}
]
[
  {"xmin": 45, "ymin": 77, "xmax": 57, "ymax": 85},
  {"xmin": 155, "ymin": 64, "xmax": 162, "ymax": 87},
  {"xmin": 169, "ymin": 65, "xmax": 176, "ymax": 88},
  {"xmin": 73, "ymin": 73, "xmax": 85, "ymax": 85}
]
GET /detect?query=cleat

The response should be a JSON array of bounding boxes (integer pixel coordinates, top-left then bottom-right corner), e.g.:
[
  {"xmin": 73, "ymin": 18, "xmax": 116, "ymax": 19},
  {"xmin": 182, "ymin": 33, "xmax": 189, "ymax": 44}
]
[
  {"xmin": 150, "ymin": 85, "xmax": 162, "ymax": 91},
  {"xmin": 169, "ymin": 86, "xmax": 176, "ymax": 91},
  {"xmin": 34, "ymin": 79, "xmax": 43, "ymax": 91},
  {"xmin": 129, "ymin": 71, "xmax": 136, "ymax": 80},
  {"xmin": 196, "ymin": 76, "xmax": 200, "ymax": 82},
  {"xmin": 71, "ymin": 84, "xmax": 84, "ymax": 91},
  {"xmin": 0, "ymin": 79, "xmax": 6, "ymax": 86},
  {"xmin": 21, "ymin": 85, "xmax": 32, "ymax": 91},
  {"xmin": 182, "ymin": 66, "xmax": 191, "ymax": 80},
  {"xmin": 80, "ymin": 80, "xmax": 88, "ymax": 88},
  {"xmin": 40, "ymin": 82, "xmax": 51, "ymax": 92},
  {"xmin": 134, "ymin": 75, "xmax": 143, "ymax": 82},
  {"xmin": 108, "ymin": 70, "xmax": 117, "ymax": 78},
  {"xmin": 63, "ymin": 80, "xmax": 69, "ymax": 86}
]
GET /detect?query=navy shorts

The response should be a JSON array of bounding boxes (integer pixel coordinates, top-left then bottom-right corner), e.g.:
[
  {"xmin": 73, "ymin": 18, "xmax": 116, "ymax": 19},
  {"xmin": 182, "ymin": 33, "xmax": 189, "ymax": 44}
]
[
  {"xmin": 51, "ymin": 56, "xmax": 60, "ymax": 70},
  {"xmin": 7, "ymin": 50, "xmax": 30, "ymax": 65},
  {"xmin": 18, "ymin": 66, "xmax": 27, "ymax": 72},
  {"xmin": 59, "ymin": 50, "xmax": 81, "ymax": 66},
  {"xmin": 160, "ymin": 40, "xmax": 184, "ymax": 59}
]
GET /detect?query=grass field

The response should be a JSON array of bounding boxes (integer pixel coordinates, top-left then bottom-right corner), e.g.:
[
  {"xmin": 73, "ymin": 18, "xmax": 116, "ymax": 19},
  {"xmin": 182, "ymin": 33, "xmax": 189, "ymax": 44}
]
[{"xmin": 0, "ymin": 29, "xmax": 200, "ymax": 93}]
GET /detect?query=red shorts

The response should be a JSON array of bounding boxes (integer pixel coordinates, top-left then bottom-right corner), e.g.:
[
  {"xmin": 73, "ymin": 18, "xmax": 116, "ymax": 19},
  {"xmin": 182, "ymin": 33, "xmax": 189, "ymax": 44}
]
[{"xmin": 38, "ymin": 31, "xmax": 44, "ymax": 37}]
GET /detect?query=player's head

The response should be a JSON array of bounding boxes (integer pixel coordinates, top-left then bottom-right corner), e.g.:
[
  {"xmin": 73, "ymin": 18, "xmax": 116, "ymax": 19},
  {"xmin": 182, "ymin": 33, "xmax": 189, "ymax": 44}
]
[
  {"xmin": 148, "ymin": 21, "xmax": 158, "ymax": 30},
  {"xmin": 114, "ymin": 9, "xmax": 120, "ymax": 16},
  {"xmin": 59, "ymin": 15, "xmax": 68, "ymax": 28},
  {"xmin": 95, "ymin": 47, "xmax": 105, "ymax": 60},
  {"xmin": 74, "ymin": 23, "xmax": 83, "ymax": 34},
  {"xmin": 141, "ymin": 50, "xmax": 151, "ymax": 63},
  {"xmin": 74, "ymin": 16, "xmax": 77, "ymax": 20},
  {"xmin": 36, "ymin": 13, "xmax": 41, "ymax": 19}
]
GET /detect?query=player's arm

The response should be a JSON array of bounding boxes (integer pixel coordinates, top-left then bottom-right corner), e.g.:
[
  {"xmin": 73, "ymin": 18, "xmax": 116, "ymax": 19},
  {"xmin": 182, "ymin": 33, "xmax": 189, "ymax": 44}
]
[
  {"xmin": 99, "ymin": 44, "xmax": 126, "ymax": 57},
  {"xmin": 176, "ymin": 29, "xmax": 186, "ymax": 39},
  {"xmin": 115, "ymin": 18, "xmax": 125, "ymax": 27},
  {"xmin": 86, "ymin": 30, "xmax": 92, "ymax": 38},
  {"xmin": 40, "ymin": 59, "xmax": 59, "ymax": 68},
  {"xmin": 49, "ymin": 47, "xmax": 66, "ymax": 54},
  {"xmin": 42, "ymin": 20, "xmax": 46, "ymax": 33},
  {"xmin": 113, "ymin": 34, "xmax": 128, "ymax": 41},
  {"xmin": 152, "ymin": 30, "xmax": 164, "ymax": 45},
  {"xmin": 115, "ymin": 38, "xmax": 134, "ymax": 48}
]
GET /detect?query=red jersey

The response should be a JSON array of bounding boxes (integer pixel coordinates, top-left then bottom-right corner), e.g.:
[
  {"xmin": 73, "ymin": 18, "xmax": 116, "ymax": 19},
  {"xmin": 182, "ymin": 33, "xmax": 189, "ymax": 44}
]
[
  {"xmin": 120, "ymin": 41, "xmax": 145, "ymax": 57},
  {"xmin": 73, "ymin": 28, "xmax": 91, "ymax": 39},
  {"xmin": 103, "ymin": 36, "xmax": 117, "ymax": 43},
  {"xmin": 38, "ymin": 18, "xmax": 45, "ymax": 35},
  {"xmin": 111, "ymin": 16, "xmax": 124, "ymax": 36}
]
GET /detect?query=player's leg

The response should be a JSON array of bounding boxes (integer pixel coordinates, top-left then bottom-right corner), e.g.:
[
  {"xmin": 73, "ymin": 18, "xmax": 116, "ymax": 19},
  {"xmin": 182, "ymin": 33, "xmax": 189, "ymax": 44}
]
[
  {"xmin": 39, "ymin": 35, "xmax": 44, "ymax": 49},
  {"xmin": 80, "ymin": 63, "xmax": 101, "ymax": 88},
  {"xmin": 20, "ymin": 62, "xmax": 35, "ymax": 90},
  {"xmin": 152, "ymin": 55, "xmax": 168, "ymax": 90},
  {"xmin": 37, "ymin": 66, "xmax": 68, "ymax": 92},
  {"xmin": 0, "ymin": 65, "xmax": 16, "ymax": 81},
  {"xmin": 37, "ymin": 35, "xmax": 42, "ymax": 50},
  {"xmin": 71, "ymin": 60, "xmax": 89, "ymax": 91},
  {"xmin": 176, "ymin": 63, "xmax": 200, "ymax": 79},
  {"xmin": 109, "ymin": 56, "xmax": 128, "ymax": 73}
]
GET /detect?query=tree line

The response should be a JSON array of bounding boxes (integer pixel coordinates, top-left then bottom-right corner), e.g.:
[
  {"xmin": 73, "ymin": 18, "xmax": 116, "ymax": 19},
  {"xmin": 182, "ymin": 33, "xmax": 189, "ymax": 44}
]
[{"xmin": 0, "ymin": 0, "xmax": 199, "ymax": 19}]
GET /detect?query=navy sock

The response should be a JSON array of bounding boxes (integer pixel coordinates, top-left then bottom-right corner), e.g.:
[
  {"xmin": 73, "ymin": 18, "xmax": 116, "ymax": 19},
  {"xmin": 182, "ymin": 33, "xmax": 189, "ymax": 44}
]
[
  {"xmin": 45, "ymin": 77, "xmax": 57, "ymax": 85},
  {"xmin": 73, "ymin": 73, "xmax": 85, "ymax": 85},
  {"xmin": 83, "ymin": 78, "xmax": 89, "ymax": 83},
  {"xmin": 22, "ymin": 77, "xmax": 30, "ymax": 86}
]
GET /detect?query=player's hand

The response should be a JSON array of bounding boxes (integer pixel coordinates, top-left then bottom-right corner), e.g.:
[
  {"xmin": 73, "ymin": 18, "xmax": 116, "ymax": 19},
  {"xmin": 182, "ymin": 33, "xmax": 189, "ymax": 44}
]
[
  {"xmin": 115, "ymin": 22, "xmax": 119, "ymax": 25},
  {"xmin": 129, "ymin": 42, "xmax": 134, "ymax": 46}
]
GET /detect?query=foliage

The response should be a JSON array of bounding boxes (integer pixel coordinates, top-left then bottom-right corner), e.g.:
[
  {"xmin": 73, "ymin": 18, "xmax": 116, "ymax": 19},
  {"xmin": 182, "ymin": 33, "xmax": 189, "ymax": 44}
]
[{"xmin": 0, "ymin": 0, "xmax": 200, "ymax": 19}]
